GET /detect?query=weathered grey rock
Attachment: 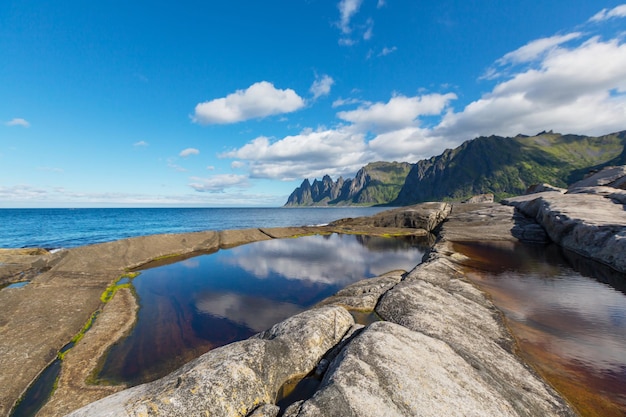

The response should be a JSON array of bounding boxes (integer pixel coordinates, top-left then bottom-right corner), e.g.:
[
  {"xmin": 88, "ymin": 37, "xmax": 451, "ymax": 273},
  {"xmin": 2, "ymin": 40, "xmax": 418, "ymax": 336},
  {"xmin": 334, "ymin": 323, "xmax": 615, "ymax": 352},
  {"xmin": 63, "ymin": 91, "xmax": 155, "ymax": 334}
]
[
  {"xmin": 293, "ymin": 321, "xmax": 525, "ymax": 417},
  {"xmin": 440, "ymin": 203, "xmax": 519, "ymax": 242},
  {"xmin": 525, "ymin": 183, "xmax": 566, "ymax": 194},
  {"xmin": 329, "ymin": 202, "xmax": 451, "ymax": 232},
  {"xmin": 375, "ymin": 254, "xmax": 575, "ymax": 417},
  {"xmin": 568, "ymin": 165, "xmax": 626, "ymax": 190},
  {"xmin": 65, "ymin": 306, "xmax": 354, "ymax": 417},
  {"xmin": 463, "ymin": 193, "xmax": 494, "ymax": 203},
  {"xmin": 248, "ymin": 403, "xmax": 280, "ymax": 417},
  {"xmin": 315, "ymin": 270, "xmax": 404, "ymax": 310},
  {"xmin": 504, "ymin": 191, "xmax": 626, "ymax": 272}
]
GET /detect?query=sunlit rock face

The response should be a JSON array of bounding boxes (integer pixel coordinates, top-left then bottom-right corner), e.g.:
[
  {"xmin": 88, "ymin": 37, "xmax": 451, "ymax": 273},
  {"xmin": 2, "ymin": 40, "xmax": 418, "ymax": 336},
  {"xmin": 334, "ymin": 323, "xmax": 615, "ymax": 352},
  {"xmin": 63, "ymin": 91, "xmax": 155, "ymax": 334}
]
[
  {"xmin": 504, "ymin": 166, "xmax": 626, "ymax": 273},
  {"xmin": 66, "ymin": 307, "xmax": 355, "ymax": 417}
]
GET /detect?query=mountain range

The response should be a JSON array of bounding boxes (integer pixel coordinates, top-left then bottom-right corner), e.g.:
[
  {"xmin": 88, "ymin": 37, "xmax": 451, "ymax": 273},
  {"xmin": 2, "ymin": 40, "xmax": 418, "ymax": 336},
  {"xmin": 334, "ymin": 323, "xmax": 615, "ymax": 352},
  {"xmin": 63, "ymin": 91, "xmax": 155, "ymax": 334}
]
[{"xmin": 284, "ymin": 130, "xmax": 626, "ymax": 206}]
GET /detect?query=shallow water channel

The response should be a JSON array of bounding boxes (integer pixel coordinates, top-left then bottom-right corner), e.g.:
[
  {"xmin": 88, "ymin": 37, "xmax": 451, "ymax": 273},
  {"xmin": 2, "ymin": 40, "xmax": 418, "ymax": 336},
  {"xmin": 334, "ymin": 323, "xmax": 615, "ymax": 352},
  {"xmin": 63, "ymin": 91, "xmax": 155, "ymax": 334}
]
[
  {"xmin": 454, "ymin": 241, "xmax": 626, "ymax": 417},
  {"xmin": 96, "ymin": 233, "xmax": 428, "ymax": 386}
]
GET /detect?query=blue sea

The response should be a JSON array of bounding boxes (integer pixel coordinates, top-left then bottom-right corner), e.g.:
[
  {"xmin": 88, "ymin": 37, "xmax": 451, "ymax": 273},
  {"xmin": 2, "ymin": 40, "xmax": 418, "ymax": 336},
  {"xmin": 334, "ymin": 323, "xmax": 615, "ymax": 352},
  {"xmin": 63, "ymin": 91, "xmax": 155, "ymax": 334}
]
[{"xmin": 0, "ymin": 207, "xmax": 390, "ymax": 249}]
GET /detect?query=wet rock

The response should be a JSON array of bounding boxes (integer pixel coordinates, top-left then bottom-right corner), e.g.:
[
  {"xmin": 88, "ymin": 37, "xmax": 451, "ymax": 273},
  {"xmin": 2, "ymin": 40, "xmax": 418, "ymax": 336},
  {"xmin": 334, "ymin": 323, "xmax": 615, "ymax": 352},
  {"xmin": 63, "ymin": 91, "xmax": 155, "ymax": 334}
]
[{"xmin": 66, "ymin": 306, "xmax": 354, "ymax": 417}]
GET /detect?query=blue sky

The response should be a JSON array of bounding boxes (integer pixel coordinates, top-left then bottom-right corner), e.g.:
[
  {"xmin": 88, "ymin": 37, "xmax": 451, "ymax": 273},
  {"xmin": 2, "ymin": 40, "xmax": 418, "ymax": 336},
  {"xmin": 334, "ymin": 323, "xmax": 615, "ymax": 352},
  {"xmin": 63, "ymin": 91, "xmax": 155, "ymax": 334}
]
[{"xmin": 1, "ymin": 1, "xmax": 626, "ymax": 207}]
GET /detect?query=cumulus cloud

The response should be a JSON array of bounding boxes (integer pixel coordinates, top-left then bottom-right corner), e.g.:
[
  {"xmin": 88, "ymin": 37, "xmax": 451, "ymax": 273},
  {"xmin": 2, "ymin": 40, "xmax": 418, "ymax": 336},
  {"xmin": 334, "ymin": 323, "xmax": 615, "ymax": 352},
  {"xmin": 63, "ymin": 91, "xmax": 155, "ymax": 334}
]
[
  {"xmin": 589, "ymin": 4, "xmax": 626, "ymax": 22},
  {"xmin": 337, "ymin": 93, "xmax": 457, "ymax": 133},
  {"xmin": 192, "ymin": 81, "xmax": 305, "ymax": 124},
  {"xmin": 310, "ymin": 74, "xmax": 335, "ymax": 100},
  {"xmin": 496, "ymin": 33, "xmax": 583, "ymax": 66},
  {"xmin": 133, "ymin": 141, "xmax": 148, "ymax": 147},
  {"xmin": 221, "ymin": 128, "xmax": 371, "ymax": 180},
  {"xmin": 179, "ymin": 148, "xmax": 200, "ymax": 157},
  {"xmin": 438, "ymin": 36, "xmax": 626, "ymax": 141},
  {"xmin": 189, "ymin": 174, "xmax": 249, "ymax": 192},
  {"xmin": 220, "ymin": 12, "xmax": 626, "ymax": 183},
  {"xmin": 5, "ymin": 118, "xmax": 30, "ymax": 127}
]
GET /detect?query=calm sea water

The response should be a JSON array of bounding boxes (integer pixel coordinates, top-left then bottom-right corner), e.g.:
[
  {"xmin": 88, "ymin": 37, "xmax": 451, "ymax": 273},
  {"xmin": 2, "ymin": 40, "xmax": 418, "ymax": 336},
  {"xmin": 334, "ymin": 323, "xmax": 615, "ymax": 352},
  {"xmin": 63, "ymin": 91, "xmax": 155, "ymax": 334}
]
[{"xmin": 0, "ymin": 207, "xmax": 389, "ymax": 249}]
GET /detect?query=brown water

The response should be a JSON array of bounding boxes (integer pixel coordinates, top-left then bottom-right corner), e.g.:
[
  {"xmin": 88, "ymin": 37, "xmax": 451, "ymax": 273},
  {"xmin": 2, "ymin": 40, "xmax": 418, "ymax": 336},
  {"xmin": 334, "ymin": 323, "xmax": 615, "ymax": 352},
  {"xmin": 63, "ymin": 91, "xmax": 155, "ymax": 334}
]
[
  {"xmin": 97, "ymin": 233, "xmax": 428, "ymax": 386},
  {"xmin": 453, "ymin": 241, "xmax": 626, "ymax": 417}
]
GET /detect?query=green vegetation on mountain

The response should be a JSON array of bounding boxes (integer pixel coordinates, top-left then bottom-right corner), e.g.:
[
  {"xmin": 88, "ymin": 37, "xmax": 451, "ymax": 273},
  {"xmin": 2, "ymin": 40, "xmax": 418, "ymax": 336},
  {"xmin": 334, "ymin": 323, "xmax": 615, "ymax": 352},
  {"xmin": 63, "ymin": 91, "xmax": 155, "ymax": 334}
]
[
  {"xmin": 285, "ymin": 162, "xmax": 411, "ymax": 206},
  {"xmin": 285, "ymin": 130, "xmax": 626, "ymax": 207}
]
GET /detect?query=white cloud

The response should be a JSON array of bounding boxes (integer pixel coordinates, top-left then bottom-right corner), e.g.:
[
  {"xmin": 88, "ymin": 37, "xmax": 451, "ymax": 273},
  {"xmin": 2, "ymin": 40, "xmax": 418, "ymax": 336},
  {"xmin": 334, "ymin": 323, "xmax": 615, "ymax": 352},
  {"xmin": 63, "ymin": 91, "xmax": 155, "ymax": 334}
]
[
  {"xmin": 5, "ymin": 118, "xmax": 30, "ymax": 127},
  {"xmin": 363, "ymin": 18, "xmax": 374, "ymax": 40},
  {"xmin": 192, "ymin": 81, "xmax": 305, "ymax": 124},
  {"xmin": 179, "ymin": 148, "xmax": 200, "ymax": 157},
  {"xmin": 133, "ymin": 141, "xmax": 148, "ymax": 147},
  {"xmin": 368, "ymin": 128, "xmax": 454, "ymax": 162},
  {"xmin": 338, "ymin": 0, "xmax": 363, "ymax": 34},
  {"xmin": 332, "ymin": 97, "xmax": 369, "ymax": 108},
  {"xmin": 589, "ymin": 4, "xmax": 626, "ymax": 22},
  {"xmin": 437, "ymin": 36, "xmax": 626, "ymax": 141},
  {"xmin": 379, "ymin": 46, "xmax": 397, "ymax": 57},
  {"xmin": 221, "ymin": 129, "xmax": 371, "ymax": 180},
  {"xmin": 337, "ymin": 93, "xmax": 457, "ymax": 133},
  {"xmin": 310, "ymin": 74, "xmax": 335, "ymax": 100},
  {"xmin": 188, "ymin": 174, "xmax": 249, "ymax": 192},
  {"xmin": 219, "ymin": 23, "xmax": 626, "ymax": 185},
  {"xmin": 496, "ymin": 33, "xmax": 582, "ymax": 65}
]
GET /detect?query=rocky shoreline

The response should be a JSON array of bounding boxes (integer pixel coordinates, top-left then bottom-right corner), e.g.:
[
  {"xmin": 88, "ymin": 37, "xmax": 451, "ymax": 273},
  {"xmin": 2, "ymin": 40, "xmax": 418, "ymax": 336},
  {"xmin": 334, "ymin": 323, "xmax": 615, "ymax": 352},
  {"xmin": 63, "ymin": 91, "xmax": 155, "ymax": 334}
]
[{"xmin": 1, "ymin": 167, "xmax": 625, "ymax": 416}]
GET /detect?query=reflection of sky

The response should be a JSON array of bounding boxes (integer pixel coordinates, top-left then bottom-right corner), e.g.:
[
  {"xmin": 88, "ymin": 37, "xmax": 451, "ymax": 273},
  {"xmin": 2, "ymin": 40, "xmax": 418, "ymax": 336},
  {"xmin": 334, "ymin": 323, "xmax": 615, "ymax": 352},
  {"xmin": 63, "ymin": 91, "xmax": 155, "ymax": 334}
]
[
  {"xmin": 193, "ymin": 291, "xmax": 302, "ymax": 332},
  {"xmin": 485, "ymin": 262, "xmax": 626, "ymax": 373},
  {"xmin": 99, "ymin": 233, "xmax": 426, "ymax": 386},
  {"xmin": 224, "ymin": 234, "xmax": 424, "ymax": 285}
]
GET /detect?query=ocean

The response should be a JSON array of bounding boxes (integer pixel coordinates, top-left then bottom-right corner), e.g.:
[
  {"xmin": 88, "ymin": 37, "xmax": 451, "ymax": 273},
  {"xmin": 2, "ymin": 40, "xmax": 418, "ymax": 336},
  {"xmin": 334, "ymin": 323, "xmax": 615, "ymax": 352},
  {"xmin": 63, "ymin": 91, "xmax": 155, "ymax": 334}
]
[{"xmin": 0, "ymin": 207, "xmax": 390, "ymax": 249}]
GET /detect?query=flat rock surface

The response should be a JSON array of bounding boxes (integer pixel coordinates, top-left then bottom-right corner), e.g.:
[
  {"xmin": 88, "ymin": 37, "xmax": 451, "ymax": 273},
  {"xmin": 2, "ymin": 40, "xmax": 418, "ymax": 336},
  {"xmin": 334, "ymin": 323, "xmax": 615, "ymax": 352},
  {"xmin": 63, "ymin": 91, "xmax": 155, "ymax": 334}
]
[
  {"xmin": 504, "ymin": 190, "xmax": 626, "ymax": 272},
  {"xmin": 0, "ymin": 228, "xmax": 306, "ymax": 416}
]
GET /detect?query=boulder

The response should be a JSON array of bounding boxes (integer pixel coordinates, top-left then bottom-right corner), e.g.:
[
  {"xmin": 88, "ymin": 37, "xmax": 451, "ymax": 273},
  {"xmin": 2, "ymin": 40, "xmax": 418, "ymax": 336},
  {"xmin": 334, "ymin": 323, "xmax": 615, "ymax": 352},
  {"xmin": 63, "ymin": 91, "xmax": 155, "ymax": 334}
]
[
  {"xmin": 504, "ymin": 192, "xmax": 626, "ymax": 273},
  {"xmin": 376, "ymin": 276, "xmax": 570, "ymax": 416},
  {"xmin": 463, "ymin": 193, "xmax": 495, "ymax": 203},
  {"xmin": 65, "ymin": 306, "xmax": 354, "ymax": 417},
  {"xmin": 568, "ymin": 165, "xmax": 626, "ymax": 191},
  {"xmin": 290, "ymin": 321, "xmax": 541, "ymax": 417},
  {"xmin": 329, "ymin": 202, "xmax": 451, "ymax": 232},
  {"xmin": 315, "ymin": 270, "xmax": 405, "ymax": 310},
  {"xmin": 525, "ymin": 183, "xmax": 566, "ymax": 195}
]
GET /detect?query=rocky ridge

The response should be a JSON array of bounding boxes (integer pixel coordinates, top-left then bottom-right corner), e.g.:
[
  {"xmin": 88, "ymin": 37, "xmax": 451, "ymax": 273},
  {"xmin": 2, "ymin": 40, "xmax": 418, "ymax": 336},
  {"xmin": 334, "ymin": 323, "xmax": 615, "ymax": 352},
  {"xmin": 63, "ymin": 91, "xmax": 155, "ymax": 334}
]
[{"xmin": 285, "ymin": 130, "xmax": 626, "ymax": 207}]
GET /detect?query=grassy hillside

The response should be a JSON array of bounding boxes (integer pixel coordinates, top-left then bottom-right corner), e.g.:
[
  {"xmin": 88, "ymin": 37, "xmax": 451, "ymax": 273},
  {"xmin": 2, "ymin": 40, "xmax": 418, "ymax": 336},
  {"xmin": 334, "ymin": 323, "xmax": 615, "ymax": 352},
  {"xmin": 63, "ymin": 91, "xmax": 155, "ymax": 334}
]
[{"xmin": 392, "ymin": 130, "xmax": 626, "ymax": 205}]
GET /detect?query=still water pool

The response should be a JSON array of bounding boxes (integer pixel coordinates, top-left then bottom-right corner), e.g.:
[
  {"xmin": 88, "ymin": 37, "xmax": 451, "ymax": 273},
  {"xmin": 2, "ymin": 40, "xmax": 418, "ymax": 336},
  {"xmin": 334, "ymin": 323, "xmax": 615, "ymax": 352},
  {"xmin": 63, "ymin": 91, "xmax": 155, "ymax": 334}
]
[
  {"xmin": 97, "ymin": 233, "xmax": 428, "ymax": 386},
  {"xmin": 454, "ymin": 241, "xmax": 626, "ymax": 417}
]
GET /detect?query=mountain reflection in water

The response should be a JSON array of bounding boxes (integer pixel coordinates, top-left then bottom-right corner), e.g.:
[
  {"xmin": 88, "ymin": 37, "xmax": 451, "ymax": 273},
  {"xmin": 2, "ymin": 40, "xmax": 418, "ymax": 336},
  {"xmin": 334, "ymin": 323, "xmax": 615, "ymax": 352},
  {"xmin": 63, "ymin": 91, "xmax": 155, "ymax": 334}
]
[{"xmin": 97, "ymin": 234, "xmax": 428, "ymax": 386}]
